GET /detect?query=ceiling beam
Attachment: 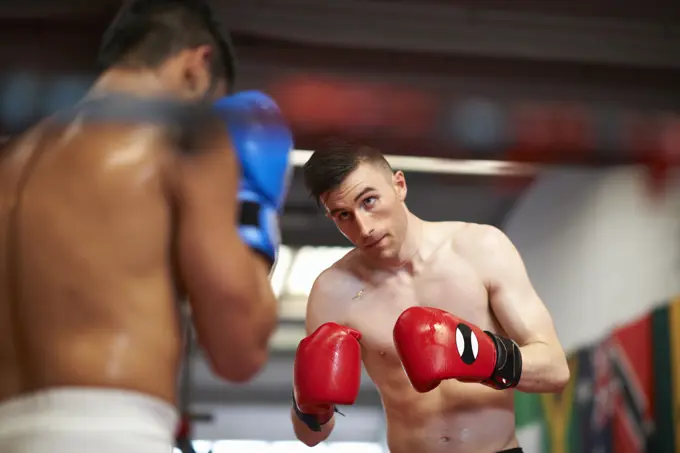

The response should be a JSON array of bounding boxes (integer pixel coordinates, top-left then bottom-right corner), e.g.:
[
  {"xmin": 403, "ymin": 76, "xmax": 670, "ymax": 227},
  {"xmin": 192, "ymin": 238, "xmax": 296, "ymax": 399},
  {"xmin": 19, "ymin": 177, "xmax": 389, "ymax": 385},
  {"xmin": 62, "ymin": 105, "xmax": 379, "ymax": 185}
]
[
  {"xmin": 379, "ymin": 0, "xmax": 678, "ymax": 21},
  {"xmin": 217, "ymin": 0, "xmax": 680, "ymax": 69},
  {"xmin": 0, "ymin": 0, "xmax": 119, "ymax": 20}
]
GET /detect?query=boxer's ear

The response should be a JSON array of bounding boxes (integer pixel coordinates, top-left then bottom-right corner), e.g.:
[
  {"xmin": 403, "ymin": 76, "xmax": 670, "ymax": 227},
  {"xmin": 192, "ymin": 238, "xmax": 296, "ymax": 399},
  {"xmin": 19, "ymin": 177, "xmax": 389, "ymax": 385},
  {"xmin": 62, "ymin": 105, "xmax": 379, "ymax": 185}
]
[
  {"xmin": 393, "ymin": 170, "xmax": 407, "ymax": 201},
  {"xmin": 183, "ymin": 45, "xmax": 213, "ymax": 98}
]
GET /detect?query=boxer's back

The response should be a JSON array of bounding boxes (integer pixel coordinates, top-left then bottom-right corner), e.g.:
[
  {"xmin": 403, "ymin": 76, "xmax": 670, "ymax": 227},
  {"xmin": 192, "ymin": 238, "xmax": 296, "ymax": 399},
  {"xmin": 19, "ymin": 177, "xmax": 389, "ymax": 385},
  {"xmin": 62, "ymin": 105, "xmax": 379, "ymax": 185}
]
[{"xmin": 0, "ymin": 99, "xmax": 185, "ymax": 404}]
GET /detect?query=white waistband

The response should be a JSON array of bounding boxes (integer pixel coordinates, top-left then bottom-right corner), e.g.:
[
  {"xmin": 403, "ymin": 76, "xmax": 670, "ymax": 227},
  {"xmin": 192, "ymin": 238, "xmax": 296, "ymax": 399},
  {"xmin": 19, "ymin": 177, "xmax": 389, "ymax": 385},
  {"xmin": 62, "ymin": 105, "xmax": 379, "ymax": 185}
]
[{"xmin": 0, "ymin": 388, "xmax": 179, "ymax": 441}]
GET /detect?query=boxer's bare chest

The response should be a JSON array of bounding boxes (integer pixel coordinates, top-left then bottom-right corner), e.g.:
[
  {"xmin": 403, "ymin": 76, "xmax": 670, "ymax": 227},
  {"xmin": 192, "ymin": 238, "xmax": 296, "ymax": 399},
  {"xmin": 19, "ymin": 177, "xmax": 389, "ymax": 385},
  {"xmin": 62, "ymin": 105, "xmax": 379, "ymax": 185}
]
[{"xmin": 344, "ymin": 245, "xmax": 499, "ymax": 362}]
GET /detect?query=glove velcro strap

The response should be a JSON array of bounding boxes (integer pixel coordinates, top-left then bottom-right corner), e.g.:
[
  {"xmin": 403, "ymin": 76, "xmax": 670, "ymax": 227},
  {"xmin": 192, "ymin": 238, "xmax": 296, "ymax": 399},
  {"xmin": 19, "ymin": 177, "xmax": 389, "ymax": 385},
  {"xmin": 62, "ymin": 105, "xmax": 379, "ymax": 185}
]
[
  {"xmin": 483, "ymin": 331, "xmax": 522, "ymax": 390},
  {"xmin": 239, "ymin": 200, "xmax": 260, "ymax": 227},
  {"xmin": 238, "ymin": 200, "xmax": 278, "ymax": 268},
  {"xmin": 292, "ymin": 391, "xmax": 342, "ymax": 432}
]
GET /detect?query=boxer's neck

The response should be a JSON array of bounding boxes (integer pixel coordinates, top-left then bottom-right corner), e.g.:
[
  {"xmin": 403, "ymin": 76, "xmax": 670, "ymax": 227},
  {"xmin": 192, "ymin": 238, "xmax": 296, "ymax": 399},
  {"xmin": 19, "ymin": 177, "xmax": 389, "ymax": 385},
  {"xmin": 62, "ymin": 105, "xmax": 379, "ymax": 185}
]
[{"xmin": 88, "ymin": 69, "xmax": 179, "ymax": 100}]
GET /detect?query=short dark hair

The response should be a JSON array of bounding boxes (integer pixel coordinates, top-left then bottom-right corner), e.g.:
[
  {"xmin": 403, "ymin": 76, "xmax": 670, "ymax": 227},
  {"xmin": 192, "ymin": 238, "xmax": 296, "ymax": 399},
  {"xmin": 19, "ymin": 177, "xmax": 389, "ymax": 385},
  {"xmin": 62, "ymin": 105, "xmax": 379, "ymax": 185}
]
[
  {"xmin": 98, "ymin": 0, "xmax": 236, "ymax": 92},
  {"xmin": 303, "ymin": 140, "xmax": 393, "ymax": 205}
]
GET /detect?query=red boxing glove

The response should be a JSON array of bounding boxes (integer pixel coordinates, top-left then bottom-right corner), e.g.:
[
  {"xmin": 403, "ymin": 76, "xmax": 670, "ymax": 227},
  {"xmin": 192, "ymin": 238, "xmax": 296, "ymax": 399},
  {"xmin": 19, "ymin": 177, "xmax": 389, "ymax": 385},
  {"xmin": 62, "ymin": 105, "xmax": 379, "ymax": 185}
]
[
  {"xmin": 293, "ymin": 323, "xmax": 362, "ymax": 431},
  {"xmin": 393, "ymin": 307, "xmax": 522, "ymax": 393}
]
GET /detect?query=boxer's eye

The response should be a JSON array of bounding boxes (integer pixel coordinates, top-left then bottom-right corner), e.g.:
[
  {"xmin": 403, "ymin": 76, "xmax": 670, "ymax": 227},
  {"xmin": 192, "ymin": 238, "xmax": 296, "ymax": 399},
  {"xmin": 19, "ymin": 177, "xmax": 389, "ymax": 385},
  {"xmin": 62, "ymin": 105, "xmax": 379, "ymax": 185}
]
[
  {"xmin": 363, "ymin": 197, "xmax": 377, "ymax": 208},
  {"xmin": 336, "ymin": 212, "xmax": 350, "ymax": 221}
]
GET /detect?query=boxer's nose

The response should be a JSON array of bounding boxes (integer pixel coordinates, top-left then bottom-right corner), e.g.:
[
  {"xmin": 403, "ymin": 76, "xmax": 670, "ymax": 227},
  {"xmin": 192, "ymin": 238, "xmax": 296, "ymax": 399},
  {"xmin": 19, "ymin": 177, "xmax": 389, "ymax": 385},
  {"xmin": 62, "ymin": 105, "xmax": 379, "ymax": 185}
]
[{"xmin": 355, "ymin": 212, "xmax": 374, "ymax": 239}]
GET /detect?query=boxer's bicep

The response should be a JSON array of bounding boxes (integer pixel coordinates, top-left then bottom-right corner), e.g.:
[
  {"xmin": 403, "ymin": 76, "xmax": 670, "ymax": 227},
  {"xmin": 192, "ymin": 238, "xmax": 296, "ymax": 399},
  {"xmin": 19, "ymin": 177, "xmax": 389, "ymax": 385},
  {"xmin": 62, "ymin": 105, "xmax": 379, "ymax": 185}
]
[
  {"xmin": 479, "ymin": 227, "xmax": 559, "ymax": 347},
  {"xmin": 174, "ymin": 138, "xmax": 242, "ymax": 298}
]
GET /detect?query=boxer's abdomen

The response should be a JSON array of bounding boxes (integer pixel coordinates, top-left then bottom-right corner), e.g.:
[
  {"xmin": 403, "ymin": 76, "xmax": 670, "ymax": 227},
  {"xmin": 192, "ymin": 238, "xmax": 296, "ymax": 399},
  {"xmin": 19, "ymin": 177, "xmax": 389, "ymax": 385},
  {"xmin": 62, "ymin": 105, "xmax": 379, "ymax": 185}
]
[
  {"xmin": 385, "ymin": 401, "xmax": 518, "ymax": 453},
  {"xmin": 0, "ymin": 123, "xmax": 183, "ymax": 405},
  {"xmin": 382, "ymin": 380, "xmax": 517, "ymax": 453},
  {"xmin": 362, "ymin": 343, "xmax": 517, "ymax": 453}
]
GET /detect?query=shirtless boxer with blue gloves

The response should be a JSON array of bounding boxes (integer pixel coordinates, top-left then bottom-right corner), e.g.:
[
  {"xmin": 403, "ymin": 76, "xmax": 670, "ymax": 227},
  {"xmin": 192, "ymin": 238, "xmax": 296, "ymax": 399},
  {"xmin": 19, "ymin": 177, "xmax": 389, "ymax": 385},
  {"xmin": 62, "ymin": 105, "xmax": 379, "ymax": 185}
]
[{"xmin": 0, "ymin": 1, "xmax": 291, "ymax": 453}]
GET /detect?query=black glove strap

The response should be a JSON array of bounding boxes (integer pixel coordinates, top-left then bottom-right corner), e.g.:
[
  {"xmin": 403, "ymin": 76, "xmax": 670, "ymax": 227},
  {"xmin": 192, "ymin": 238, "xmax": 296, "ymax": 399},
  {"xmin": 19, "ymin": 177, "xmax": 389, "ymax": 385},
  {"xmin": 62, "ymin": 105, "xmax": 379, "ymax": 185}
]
[
  {"xmin": 239, "ymin": 201, "xmax": 260, "ymax": 227},
  {"xmin": 292, "ymin": 391, "xmax": 343, "ymax": 432},
  {"xmin": 484, "ymin": 331, "xmax": 523, "ymax": 390},
  {"xmin": 238, "ymin": 201, "xmax": 275, "ymax": 269}
]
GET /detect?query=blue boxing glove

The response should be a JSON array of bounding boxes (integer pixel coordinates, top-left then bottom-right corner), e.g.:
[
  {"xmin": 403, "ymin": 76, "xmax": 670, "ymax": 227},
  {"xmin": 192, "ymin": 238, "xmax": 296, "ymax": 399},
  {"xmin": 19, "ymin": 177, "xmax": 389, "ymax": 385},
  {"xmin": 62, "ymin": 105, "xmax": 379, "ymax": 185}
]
[{"xmin": 214, "ymin": 91, "xmax": 293, "ymax": 268}]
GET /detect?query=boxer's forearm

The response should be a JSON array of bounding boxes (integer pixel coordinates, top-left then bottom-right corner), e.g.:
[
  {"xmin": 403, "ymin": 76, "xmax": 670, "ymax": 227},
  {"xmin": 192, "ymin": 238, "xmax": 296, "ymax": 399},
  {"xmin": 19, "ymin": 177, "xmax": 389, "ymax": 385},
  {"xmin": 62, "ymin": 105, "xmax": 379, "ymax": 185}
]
[
  {"xmin": 514, "ymin": 341, "xmax": 570, "ymax": 393},
  {"xmin": 245, "ymin": 252, "xmax": 280, "ymax": 361},
  {"xmin": 290, "ymin": 407, "xmax": 334, "ymax": 447},
  {"xmin": 195, "ymin": 251, "xmax": 278, "ymax": 382}
]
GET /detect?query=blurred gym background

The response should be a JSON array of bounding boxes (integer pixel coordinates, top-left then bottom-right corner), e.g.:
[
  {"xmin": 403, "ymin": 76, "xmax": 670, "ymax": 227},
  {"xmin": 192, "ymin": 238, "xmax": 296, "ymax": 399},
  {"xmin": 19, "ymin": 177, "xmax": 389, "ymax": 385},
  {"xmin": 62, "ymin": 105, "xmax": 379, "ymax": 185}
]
[{"xmin": 2, "ymin": 1, "xmax": 680, "ymax": 452}]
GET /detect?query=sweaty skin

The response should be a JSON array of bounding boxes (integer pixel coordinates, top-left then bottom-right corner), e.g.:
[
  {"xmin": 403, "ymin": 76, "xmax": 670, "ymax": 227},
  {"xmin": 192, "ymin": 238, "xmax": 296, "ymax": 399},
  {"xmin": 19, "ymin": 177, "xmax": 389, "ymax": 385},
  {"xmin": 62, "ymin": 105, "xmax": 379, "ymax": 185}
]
[
  {"xmin": 0, "ymin": 88, "xmax": 277, "ymax": 406},
  {"xmin": 0, "ymin": 119, "xmax": 183, "ymax": 404}
]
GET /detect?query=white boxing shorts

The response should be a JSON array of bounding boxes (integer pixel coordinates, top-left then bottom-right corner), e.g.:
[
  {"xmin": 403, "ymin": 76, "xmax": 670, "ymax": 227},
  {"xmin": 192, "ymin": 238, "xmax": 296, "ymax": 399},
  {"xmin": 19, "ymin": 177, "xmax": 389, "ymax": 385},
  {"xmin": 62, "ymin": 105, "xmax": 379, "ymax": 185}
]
[{"xmin": 0, "ymin": 387, "xmax": 178, "ymax": 453}]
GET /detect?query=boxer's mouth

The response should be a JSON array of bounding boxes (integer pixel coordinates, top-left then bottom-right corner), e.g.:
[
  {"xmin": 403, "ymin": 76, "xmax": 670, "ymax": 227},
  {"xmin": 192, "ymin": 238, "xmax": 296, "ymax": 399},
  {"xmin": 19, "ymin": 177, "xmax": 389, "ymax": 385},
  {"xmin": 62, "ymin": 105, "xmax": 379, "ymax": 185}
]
[{"xmin": 365, "ymin": 235, "xmax": 387, "ymax": 248}]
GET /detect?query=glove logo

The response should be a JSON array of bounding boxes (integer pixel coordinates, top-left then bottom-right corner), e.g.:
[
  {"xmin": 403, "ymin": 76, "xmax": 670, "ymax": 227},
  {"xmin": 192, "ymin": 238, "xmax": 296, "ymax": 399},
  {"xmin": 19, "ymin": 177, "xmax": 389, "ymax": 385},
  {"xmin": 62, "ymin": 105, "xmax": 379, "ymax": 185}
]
[{"xmin": 455, "ymin": 324, "xmax": 479, "ymax": 365}]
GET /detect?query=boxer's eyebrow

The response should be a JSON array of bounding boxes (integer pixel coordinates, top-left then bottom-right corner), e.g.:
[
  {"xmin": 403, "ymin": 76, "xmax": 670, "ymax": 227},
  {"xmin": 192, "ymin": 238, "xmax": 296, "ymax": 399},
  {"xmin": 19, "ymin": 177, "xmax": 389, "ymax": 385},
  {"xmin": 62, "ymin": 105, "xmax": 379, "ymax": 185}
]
[
  {"xmin": 325, "ymin": 187, "xmax": 377, "ymax": 216},
  {"xmin": 353, "ymin": 187, "xmax": 376, "ymax": 202}
]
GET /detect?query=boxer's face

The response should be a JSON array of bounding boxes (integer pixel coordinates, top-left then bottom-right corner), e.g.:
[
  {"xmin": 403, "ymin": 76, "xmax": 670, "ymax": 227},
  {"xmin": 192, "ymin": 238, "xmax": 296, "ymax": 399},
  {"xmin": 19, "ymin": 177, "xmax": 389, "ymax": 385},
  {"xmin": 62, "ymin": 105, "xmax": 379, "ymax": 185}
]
[{"xmin": 322, "ymin": 163, "xmax": 408, "ymax": 259}]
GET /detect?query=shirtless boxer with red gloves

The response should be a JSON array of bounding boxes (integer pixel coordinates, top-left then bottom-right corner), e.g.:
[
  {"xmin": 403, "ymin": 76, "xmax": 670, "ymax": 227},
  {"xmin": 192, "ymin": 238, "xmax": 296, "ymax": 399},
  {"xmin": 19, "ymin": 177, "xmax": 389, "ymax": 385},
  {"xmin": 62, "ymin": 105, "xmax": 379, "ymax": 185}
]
[{"xmin": 291, "ymin": 143, "xmax": 569, "ymax": 453}]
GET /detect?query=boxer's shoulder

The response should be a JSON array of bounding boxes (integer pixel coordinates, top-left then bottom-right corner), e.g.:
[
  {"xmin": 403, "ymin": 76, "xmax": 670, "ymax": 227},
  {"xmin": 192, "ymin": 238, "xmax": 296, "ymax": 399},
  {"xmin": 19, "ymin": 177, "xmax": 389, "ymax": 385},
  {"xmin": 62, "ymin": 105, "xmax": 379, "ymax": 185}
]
[
  {"xmin": 448, "ymin": 223, "xmax": 516, "ymax": 275},
  {"xmin": 62, "ymin": 94, "xmax": 211, "ymax": 123},
  {"xmin": 417, "ymin": 221, "xmax": 511, "ymax": 272},
  {"xmin": 422, "ymin": 220, "xmax": 470, "ymax": 243},
  {"xmin": 445, "ymin": 222, "xmax": 507, "ymax": 251},
  {"xmin": 0, "ymin": 127, "xmax": 36, "ymax": 158},
  {"xmin": 314, "ymin": 250, "xmax": 362, "ymax": 291},
  {"xmin": 306, "ymin": 264, "xmax": 358, "ymax": 329},
  {"xmin": 58, "ymin": 94, "xmax": 219, "ymax": 155},
  {"xmin": 420, "ymin": 221, "xmax": 494, "ymax": 260},
  {"xmin": 308, "ymin": 251, "xmax": 364, "ymax": 314}
]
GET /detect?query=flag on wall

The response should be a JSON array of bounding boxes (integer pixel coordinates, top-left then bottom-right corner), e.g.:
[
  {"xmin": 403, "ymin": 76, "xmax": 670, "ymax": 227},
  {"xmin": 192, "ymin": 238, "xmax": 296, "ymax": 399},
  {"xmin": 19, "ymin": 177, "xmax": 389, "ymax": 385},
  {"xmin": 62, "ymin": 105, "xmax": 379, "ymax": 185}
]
[
  {"xmin": 608, "ymin": 313, "xmax": 655, "ymax": 453},
  {"xmin": 650, "ymin": 297, "xmax": 680, "ymax": 453},
  {"xmin": 514, "ymin": 296, "xmax": 680, "ymax": 453},
  {"xmin": 540, "ymin": 353, "xmax": 580, "ymax": 453},
  {"xmin": 571, "ymin": 342, "xmax": 615, "ymax": 453},
  {"xmin": 538, "ymin": 344, "xmax": 619, "ymax": 453},
  {"xmin": 514, "ymin": 346, "xmax": 615, "ymax": 453}
]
